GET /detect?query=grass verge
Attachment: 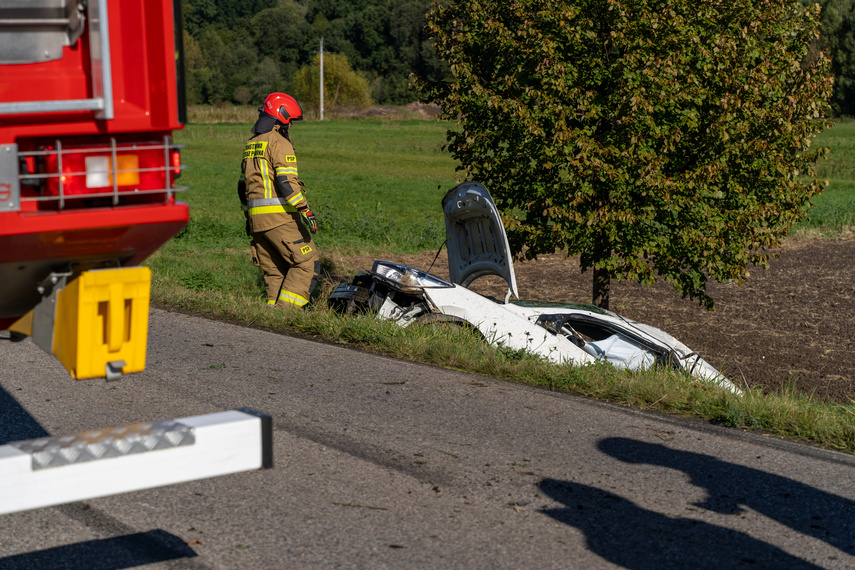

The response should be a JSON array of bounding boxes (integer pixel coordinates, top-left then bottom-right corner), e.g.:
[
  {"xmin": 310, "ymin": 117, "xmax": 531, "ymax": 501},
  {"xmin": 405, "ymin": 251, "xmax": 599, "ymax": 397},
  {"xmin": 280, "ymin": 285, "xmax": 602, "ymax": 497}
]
[{"xmin": 150, "ymin": 274, "xmax": 855, "ymax": 455}]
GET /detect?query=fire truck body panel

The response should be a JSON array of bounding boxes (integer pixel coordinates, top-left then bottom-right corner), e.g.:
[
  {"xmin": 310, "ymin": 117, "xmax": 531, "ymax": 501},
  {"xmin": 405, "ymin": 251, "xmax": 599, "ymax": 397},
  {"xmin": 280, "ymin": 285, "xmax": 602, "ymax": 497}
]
[
  {"xmin": 0, "ymin": 0, "xmax": 189, "ymax": 331},
  {"xmin": 0, "ymin": 206, "xmax": 188, "ymax": 330},
  {"xmin": 0, "ymin": 0, "xmax": 182, "ymax": 135}
]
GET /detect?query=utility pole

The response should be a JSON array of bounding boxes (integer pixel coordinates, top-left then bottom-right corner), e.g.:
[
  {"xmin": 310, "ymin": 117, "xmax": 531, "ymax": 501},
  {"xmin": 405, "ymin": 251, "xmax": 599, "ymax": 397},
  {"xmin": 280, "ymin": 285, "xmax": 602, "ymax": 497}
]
[{"xmin": 319, "ymin": 37, "xmax": 324, "ymax": 121}]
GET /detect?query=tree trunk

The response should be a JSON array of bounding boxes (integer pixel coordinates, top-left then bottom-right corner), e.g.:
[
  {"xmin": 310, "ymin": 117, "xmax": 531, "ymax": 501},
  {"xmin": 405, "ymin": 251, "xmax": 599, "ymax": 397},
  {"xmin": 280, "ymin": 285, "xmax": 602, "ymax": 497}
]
[{"xmin": 593, "ymin": 267, "xmax": 610, "ymax": 310}]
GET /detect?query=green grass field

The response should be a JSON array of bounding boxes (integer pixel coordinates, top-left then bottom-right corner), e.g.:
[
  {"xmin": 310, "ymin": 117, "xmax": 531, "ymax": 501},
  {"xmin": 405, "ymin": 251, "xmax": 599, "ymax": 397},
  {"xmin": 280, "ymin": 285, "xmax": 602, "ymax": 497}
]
[
  {"xmin": 172, "ymin": 120, "xmax": 457, "ymax": 257},
  {"xmin": 144, "ymin": 117, "xmax": 855, "ymax": 454},
  {"xmin": 803, "ymin": 120, "xmax": 855, "ymax": 234}
]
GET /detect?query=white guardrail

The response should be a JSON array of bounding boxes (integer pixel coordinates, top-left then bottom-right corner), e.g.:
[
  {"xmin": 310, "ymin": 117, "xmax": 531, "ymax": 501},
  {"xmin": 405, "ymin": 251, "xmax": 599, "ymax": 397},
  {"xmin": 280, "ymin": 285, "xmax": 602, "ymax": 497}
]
[{"xmin": 0, "ymin": 409, "xmax": 272, "ymax": 515}]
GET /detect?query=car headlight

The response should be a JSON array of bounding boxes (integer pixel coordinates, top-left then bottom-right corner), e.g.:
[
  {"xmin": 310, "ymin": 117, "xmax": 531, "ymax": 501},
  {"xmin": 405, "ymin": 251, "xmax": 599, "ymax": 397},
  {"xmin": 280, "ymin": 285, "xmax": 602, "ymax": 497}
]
[{"xmin": 372, "ymin": 261, "xmax": 454, "ymax": 290}]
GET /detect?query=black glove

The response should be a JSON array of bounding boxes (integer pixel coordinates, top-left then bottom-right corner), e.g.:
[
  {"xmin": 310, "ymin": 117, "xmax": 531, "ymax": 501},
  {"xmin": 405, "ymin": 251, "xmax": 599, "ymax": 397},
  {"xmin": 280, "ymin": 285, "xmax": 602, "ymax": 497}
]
[{"xmin": 299, "ymin": 207, "xmax": 318, "ymax": 234}]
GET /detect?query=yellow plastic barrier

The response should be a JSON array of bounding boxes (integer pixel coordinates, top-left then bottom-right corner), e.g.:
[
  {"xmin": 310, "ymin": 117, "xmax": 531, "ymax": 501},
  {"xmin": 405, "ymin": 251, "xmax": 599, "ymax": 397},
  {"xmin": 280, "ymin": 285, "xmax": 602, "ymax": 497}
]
[{"xmin": 52, "ymin": 267, "xmax": 152, "ymax": 379}]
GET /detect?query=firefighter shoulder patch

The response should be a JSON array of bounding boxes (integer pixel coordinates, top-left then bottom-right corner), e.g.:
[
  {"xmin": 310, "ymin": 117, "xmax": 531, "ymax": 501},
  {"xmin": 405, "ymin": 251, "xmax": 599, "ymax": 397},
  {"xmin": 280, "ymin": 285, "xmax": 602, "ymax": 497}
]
[
  {"xmin": 300, "ymin": 245, "xmax": 312, "ymax": 255},
  {"xmin": 243, "ymin": 141, "xmax": 268, "ymax": 159},
  {"xmin": 285, "ymin": 155, "xmax": 297, "ymax": 163}
]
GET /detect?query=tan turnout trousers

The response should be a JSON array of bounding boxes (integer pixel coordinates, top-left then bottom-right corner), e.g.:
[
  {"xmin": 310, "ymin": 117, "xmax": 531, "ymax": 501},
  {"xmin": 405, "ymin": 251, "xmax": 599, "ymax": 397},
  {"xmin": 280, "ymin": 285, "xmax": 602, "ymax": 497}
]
[{"xmin": 250, "ymin": 218, "xmax": 319, "ymax": 307}]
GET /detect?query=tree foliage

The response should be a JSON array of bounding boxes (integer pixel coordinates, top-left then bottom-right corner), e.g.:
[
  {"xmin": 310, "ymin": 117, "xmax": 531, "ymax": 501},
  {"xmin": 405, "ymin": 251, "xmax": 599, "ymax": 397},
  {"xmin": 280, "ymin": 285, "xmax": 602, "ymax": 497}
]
[
  {"xmin": 183, "ymin": 0, "xmax": 277, "ymax": 35},
  {"xmin": 308, "ymin": 0, "xmax": 447, "ymax": 103},
  {"xmin": 181, "ymin": 0, "xmax": 445, "ymax": 105},
  {"xmin": 180, "ymin": 0, "xmax": 850, "ymax": 112},
  {"xmin": 806, "ymin": 0, "xmax": 855, "ymax": 115},
  {"xmin": 418, "ymin": 0, "xmax": 833, "ymax": 309},
  {"xmin": 292, "ymin": 53, "xmax": 372, "ymax": 111}
]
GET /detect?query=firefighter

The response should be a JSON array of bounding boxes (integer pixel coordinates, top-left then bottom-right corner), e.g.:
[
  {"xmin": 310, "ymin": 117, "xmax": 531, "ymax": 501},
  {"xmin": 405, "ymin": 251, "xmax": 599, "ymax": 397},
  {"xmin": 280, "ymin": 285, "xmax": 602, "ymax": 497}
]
[{"xmin": 238, "ymin": 93, "xmax": 320, "ymax": 308}]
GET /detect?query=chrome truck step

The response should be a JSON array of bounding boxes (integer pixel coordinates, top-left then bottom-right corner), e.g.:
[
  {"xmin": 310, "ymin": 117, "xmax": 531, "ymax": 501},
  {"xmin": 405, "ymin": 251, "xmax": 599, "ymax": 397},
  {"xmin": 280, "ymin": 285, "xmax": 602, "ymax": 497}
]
[{"xmin": 0, "ymin": 409, "xmax": 272, "ymax": 515}]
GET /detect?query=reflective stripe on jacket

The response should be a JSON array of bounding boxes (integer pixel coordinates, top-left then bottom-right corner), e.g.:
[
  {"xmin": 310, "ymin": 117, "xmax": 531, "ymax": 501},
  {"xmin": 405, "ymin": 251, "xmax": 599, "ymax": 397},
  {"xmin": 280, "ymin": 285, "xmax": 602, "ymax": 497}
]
[
  {"xmin": 246, "ymin": 197, "xmax": 298, "ymax": 216},
  {"xmin": 239, "ymin": 128, "xmax": 308, "ymax": 233}
]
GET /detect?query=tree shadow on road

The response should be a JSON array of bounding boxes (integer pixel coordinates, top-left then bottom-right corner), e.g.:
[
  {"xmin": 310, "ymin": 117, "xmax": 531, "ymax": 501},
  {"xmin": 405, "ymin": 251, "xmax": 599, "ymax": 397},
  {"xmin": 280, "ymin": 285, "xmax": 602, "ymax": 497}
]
[
  {"xmin": 598, "ymin": 437, "xmax": 855, "ymax": 557},
  {"xmin": 0, "ymin": 386, "xmax": 48, "ymax": 445},
  {"xmin": 0, "ymin": 529, "xmax": 197, "ymax": 570},
  {"xmin": 538, "ymin": 478, "xmax": 824, "ymax": 569}
]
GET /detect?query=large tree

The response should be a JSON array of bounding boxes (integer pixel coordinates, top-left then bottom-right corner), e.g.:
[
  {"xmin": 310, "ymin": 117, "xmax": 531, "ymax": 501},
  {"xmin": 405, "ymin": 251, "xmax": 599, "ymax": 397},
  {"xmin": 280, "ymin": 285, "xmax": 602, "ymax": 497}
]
[{"xmin": 418, "ymin": 0, "xmax": 833, "ymax": 309}]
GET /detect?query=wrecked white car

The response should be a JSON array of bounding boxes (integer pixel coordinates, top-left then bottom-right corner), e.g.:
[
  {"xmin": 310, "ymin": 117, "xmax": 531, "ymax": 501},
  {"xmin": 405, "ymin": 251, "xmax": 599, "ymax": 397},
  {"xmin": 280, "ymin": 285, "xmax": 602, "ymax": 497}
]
[{"xmin": 330, "ymin": 182, "xmax": 740, "ymax": 394}]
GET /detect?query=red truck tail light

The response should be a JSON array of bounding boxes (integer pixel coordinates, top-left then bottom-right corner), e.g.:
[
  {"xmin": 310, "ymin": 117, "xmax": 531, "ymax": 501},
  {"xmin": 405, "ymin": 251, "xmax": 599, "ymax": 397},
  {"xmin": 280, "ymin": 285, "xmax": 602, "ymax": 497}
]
[
  {"xmin": 171, "ymin": 149, "xmax": 182, "ymax": 179},
  {"xmin": 26, "ymin": 137, "xmax": 186, "ymax": 207},
  {"xmin": 82, "ymin": 155, "xmax": 140, "ymax": 188},
  {"xmin": 46, "ymin": 147, "xmax": 163, "ymax": 196}
]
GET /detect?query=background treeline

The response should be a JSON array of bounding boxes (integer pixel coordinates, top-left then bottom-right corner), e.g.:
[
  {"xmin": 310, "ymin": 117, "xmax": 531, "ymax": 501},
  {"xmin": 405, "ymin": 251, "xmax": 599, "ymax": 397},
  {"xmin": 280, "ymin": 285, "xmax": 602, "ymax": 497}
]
[
  {"xmin": 183, "ymin": 0, "xmax": 855, "ymax": 116},
  {"xmin": 181, "ymin": 0, "xmax": 445, "ymax": 109}
]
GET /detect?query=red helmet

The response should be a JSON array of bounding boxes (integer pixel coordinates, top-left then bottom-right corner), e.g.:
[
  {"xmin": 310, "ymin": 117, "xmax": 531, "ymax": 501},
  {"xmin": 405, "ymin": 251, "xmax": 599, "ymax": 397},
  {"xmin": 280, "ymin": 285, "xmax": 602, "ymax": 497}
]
[{"xmin": 261, "ymin": 92, "xmax": 303, "ymax": 124}]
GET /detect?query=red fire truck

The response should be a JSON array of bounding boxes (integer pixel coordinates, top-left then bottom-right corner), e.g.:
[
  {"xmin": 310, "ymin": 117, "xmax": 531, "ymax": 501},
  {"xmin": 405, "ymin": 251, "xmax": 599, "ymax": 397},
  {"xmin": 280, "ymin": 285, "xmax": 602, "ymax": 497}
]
[
  {"xmin": 0, "ymin": 0, "xmax": 188, "ymax": 377},
  {"xmin": 0, "ymin": 0, "xmax": 270, "ymax": 515}
]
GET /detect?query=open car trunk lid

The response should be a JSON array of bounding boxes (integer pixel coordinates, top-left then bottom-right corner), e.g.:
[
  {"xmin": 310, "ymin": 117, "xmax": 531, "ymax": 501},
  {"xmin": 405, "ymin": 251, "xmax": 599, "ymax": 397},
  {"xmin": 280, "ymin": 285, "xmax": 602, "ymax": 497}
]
[{"xmin": 442, "ymin": 182, "xmax": 518, "ymax": 299}]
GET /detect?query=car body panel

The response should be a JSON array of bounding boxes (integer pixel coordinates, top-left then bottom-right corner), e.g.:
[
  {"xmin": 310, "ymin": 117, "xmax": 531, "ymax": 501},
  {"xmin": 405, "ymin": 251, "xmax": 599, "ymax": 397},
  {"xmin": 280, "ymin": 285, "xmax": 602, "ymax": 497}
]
[
  {"xmin": 442, "ymin": 182, "xmax": 518, "ymax": 299},
  {"xmin": 422, "ymin": 285, "xmax": 596, "ymax": 366},
  {"xmin": 329, "ymin": 183, "xmax": 740, "ymax": 395}
]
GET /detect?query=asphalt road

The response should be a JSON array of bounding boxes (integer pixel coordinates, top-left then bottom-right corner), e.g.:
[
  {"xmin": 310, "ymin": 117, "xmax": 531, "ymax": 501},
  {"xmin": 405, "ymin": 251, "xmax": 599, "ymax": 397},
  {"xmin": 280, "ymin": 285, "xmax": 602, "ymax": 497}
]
[{"xmin": 1, "ymin": 308, "xmax": 853, "ymax": 569}]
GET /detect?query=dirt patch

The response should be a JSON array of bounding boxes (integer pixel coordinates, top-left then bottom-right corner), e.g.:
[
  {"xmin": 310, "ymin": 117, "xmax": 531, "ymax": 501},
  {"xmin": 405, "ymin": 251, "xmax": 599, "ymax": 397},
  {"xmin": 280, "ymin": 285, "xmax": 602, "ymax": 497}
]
[
  {"xmin": 324, "ymin": 237, "xmax": 855, "ymax": 403},
  {"xmin": 322, "ymin": 103, "xmax": 443, "ymax": 120}
]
